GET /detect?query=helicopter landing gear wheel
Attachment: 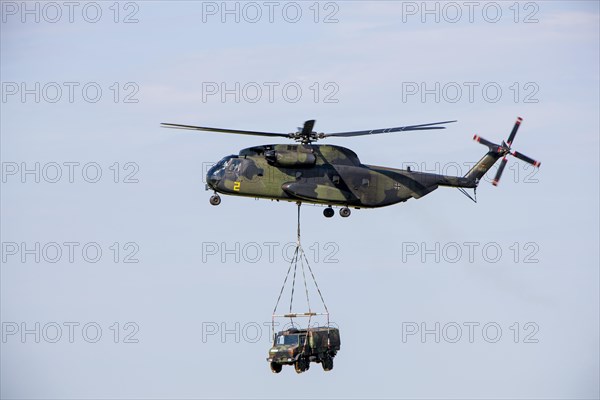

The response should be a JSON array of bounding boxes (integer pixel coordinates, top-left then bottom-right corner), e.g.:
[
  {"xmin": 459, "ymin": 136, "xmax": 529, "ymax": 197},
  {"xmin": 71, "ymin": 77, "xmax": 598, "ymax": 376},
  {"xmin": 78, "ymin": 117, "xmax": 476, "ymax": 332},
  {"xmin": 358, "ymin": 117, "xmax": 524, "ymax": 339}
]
[
  {"xmin": 209, "ymin": 194, "xmax": 221, "ymax": 206},
  {"xmin": 339, "ymin": 207, "xmax": 351, "ymax": 218},
  {"xmin": 323, "ymin": 207, "xmax": 334, "ymax": 218}
]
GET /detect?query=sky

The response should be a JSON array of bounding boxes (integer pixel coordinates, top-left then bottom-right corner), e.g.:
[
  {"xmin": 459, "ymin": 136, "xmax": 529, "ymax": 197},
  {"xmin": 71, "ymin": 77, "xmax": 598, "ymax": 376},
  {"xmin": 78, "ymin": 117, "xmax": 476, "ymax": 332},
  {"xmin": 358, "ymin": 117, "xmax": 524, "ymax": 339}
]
[{"xmin": 1, "ymin": 1, "xmax": 599, "ymax": 399}]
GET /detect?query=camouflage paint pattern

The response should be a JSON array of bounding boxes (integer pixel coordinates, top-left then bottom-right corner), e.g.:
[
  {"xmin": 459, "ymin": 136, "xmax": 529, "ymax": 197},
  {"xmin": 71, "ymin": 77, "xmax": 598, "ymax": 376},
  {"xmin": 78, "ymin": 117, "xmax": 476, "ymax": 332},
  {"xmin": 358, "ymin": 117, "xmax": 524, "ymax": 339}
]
[
  {"xmin": 267, "ymin": 327, "xmax": 341, "ymax": 366},
  {"xmin": 206, "ymin": 144, "xmax": 501, "ymax": 208}
]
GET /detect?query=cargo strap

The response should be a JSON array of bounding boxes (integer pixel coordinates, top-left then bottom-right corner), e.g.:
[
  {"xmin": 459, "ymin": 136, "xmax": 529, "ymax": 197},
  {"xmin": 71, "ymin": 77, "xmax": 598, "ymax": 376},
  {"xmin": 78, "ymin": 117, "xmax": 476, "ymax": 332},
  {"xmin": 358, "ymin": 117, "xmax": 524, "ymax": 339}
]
[{"xmin": 272, "ymin": 202, "xmax": 329, "ymax": 328}]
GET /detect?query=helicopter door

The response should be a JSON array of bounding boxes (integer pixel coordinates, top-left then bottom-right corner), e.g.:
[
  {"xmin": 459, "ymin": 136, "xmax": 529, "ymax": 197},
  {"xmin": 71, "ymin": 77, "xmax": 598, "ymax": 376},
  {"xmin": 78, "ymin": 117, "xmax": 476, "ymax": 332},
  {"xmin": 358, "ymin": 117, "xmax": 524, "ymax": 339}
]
[{"xmin": 359, "ymin": 174, "xmax": 378, "ymax": 206}]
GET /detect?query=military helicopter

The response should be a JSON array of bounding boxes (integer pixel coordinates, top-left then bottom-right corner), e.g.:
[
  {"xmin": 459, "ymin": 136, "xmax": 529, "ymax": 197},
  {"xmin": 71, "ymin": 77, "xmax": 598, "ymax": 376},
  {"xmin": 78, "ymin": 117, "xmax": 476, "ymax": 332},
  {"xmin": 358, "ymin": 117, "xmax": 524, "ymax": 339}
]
[{"xmin": 161, "ymin": 117, "xmax": 540, "ymax": 218}]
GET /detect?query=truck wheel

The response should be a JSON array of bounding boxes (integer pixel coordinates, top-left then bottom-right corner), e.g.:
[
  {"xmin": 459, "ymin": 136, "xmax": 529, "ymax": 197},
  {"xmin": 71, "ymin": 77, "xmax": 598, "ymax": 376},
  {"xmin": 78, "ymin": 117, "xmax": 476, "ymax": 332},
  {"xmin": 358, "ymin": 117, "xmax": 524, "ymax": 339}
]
[
  {"xmin": 270, "ymin": 362, "xmax": 282, "ymax": 374},
  {"xmin": 322, "ymin": 355, "xmax": 334, "ymax": 371},
  {"xmin": 295, "ymin": 358, "xmax": 308, "ymax": 374}
]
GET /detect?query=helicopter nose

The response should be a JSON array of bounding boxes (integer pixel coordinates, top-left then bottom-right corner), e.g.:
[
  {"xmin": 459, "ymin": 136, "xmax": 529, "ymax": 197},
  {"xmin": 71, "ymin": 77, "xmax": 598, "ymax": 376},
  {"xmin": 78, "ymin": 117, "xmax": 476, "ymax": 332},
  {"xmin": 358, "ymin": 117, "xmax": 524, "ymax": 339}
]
[
  {"xmin": 206, "ymin": 166, "xmax": 219, "ymax": 189},
  {"xmin": 207, "ymin": 175, "xmax": 218, "ymax": 189}
]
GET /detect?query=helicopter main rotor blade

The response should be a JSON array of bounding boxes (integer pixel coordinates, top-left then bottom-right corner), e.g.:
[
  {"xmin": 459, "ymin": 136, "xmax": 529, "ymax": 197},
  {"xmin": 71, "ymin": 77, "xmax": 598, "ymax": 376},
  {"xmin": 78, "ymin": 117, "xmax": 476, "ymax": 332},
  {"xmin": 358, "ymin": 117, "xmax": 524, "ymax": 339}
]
[
  {"xmin": 160, "ymin": 123, "xmax": 291, "ymax": 138},
  {"xmin": 322, "ymin": 120, "xmax": 457, "ymax": 138},
  {"xmin": 301, "ymin": 120, "xmax": 316, "ymax": 136}
]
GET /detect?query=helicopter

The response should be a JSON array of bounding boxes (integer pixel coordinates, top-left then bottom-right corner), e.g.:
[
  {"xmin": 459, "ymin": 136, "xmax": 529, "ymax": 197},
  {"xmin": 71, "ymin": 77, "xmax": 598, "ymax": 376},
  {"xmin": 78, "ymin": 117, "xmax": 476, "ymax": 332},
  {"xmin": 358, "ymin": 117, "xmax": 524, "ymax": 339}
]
[{"xmin": 161, "ymin": 117, "xmax": 540, "ymax": 218}]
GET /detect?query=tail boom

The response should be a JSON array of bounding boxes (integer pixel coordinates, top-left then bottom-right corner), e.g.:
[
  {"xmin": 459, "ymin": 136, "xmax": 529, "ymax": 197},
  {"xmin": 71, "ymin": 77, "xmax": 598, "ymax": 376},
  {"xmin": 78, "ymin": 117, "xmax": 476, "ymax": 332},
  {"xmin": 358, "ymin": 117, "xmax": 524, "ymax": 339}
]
[{"xmin": 464, "ymin": 150, "xmax": 504, "ymax": 184}]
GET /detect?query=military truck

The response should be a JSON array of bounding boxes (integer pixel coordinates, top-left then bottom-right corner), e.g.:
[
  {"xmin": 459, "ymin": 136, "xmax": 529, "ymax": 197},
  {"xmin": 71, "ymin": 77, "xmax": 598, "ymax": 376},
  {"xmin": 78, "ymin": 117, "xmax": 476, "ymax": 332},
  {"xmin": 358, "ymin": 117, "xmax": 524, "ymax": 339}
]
[{"xmin": 267, "ymin": 327, "xmax": 341, "ymax": 373}]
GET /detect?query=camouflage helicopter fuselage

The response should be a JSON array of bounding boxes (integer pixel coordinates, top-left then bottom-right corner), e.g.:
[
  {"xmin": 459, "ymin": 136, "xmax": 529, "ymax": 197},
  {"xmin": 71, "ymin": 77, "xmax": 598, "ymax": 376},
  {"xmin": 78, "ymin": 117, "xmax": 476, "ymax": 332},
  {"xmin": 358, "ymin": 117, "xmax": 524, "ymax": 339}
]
[
  {"xmin": 164, "ymin": 117, "xmax": 539, "ymax": 214},
  {"xmin": 206, "ymin": 143, "xmax": 499, "ymax": 208}
]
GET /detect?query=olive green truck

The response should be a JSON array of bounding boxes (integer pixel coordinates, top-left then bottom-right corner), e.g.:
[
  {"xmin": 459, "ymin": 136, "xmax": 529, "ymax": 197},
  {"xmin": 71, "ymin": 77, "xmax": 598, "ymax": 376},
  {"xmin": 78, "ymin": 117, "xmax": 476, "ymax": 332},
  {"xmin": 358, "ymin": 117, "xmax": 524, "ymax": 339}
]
[{"xmin": 267, "ymin": 327, "xmax": 341, "ymax": 374}]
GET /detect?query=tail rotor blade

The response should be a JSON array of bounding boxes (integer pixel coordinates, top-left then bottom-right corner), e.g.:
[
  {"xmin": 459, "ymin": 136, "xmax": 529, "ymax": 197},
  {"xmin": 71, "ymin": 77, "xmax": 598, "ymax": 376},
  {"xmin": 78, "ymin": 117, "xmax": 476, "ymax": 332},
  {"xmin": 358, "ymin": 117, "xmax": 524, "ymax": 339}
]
[
  {"xmin": 506, "ymin": 117, "xmax": 523, "ymax": 147},
  {"xmin": 474, "ymin": 117, "xmax": 539, "ymax": 187},
  {"xmin": 511, "ymin": 150, "xmax": 541, "ymax": 167},
  {"xmin": 492, "ymin": 157, "xmax": 508, "ymax": 186},
  {"xmin": 473, "ymin": 135, "xmax": 500, "ymax": 150}
]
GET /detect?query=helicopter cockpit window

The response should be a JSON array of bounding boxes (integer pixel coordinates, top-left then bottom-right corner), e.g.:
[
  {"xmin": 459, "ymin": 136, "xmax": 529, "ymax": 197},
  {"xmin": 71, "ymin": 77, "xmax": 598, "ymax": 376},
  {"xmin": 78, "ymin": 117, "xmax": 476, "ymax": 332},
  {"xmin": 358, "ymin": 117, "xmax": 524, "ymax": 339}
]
[
  {"xmin": 210, "ymin": 155, "xmax": 235, "ymax": 180},
  {"xmin": 227, "ymin": 158, "xmax": 242, "ymax": 173},
  {"xmin": 215, "ymin": 155, "xmax": 235, "ymax": 169}
]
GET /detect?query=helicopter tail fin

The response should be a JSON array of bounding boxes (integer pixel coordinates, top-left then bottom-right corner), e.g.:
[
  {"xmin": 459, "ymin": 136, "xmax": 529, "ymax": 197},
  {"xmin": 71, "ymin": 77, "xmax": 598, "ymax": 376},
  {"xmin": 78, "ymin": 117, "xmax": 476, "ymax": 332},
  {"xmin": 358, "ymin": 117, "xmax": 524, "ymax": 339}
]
[{"xmin": 464, "ymin": 149, "xmax": 503, "ymax": 185}]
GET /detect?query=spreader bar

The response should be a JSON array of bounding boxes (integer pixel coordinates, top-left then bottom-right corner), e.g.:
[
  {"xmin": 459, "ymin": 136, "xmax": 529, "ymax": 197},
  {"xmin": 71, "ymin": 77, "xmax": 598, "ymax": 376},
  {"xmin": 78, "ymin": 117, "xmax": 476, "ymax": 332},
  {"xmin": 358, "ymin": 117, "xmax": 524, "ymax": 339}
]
[{"xmin": 273, "ymin": 312, "xmax": 328, "ymax": 318}]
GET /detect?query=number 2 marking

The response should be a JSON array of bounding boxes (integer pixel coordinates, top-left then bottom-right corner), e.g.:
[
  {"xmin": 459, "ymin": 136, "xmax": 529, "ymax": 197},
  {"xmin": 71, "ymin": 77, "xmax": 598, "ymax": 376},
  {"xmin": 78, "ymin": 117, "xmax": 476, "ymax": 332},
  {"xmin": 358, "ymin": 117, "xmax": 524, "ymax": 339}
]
[{"xmin": 233, "ymin": 181, "xmax": 241, "ymax": 191}]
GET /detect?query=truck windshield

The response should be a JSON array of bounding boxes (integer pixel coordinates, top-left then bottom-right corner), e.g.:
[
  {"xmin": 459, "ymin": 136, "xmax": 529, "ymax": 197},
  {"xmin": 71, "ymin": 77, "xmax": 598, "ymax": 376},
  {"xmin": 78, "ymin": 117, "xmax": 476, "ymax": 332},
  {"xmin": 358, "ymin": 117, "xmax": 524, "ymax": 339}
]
[{"xmin": 276, "ymin": 334, "xmax": 299, "ymax": 346}]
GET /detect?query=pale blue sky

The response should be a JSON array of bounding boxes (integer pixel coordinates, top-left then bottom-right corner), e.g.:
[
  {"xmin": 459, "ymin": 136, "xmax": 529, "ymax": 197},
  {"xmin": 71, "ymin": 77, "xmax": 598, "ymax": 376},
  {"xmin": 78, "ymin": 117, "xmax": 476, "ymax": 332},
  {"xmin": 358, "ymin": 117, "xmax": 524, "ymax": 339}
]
[{"xmin": 1, "ymin": 1, "xmax": 599, "ymax": 399}]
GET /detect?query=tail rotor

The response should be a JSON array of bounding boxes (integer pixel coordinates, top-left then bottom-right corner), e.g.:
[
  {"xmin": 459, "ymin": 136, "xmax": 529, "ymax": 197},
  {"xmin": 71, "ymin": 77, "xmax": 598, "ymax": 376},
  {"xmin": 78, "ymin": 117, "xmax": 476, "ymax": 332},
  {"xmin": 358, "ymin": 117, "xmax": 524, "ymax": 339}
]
[{"xmin": 473, "ymin": 117, "xmax": 541, "ymax": 186}]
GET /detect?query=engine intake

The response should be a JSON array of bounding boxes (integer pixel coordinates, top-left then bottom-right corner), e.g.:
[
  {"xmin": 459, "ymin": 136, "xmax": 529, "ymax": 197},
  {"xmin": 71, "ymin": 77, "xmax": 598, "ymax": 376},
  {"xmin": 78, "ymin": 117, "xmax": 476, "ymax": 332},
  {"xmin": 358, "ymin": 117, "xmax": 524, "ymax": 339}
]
[{"xmin": 265, "ymin": 150, "xmax": 316, "ymax": 168}]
